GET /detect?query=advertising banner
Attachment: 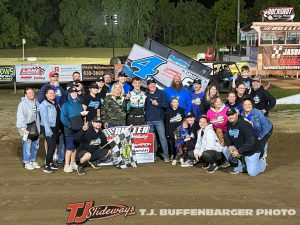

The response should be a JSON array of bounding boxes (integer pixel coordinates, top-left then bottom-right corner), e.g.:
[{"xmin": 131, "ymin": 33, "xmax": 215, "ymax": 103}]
[
  {"xmin": 15, "ymin": 65, "xmax": 50, "ymax": 82},
  {"xmin": 0, "ymin": 66, "xmax": 15, "ymax": 82},
  {"xmin": 262, "ymin": 45, "xmax": 300, "ymax": 70},
  {"xmin": 48, "ymin": 64, "xmax": 82, "ymax": 82},
  {"xmin": 123, "ymin": 44, "xmax": 211, "ymax": 91},
  {"xmin": 81, "ymin": 64, "xmax": 114, "ymax": 81},
  {"xmin": 103, "ymin": 125, "xmax": 154, "ymax": 164},
  {"xmin": 260, "ymin": 7, "xmax": 295, "ymax": 22}
]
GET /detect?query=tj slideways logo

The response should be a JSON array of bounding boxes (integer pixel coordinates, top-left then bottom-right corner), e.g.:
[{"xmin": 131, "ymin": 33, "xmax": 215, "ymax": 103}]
[{"xmin": 66, "ymin": 201, "xmax": 136, "ymax": 224}]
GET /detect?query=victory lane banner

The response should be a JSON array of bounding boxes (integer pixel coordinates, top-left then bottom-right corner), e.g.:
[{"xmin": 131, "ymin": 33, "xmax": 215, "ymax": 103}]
[
  {"xmin": 103, "ymin": 125, "xmax": 154, "ymax": 164},
  {"xmin": 81, "ymin": 64, "xmax": 114, "ymax": 81},
  {"xmin": 0, "ymin": 65, "xmax": 15, "ymax": 82}
]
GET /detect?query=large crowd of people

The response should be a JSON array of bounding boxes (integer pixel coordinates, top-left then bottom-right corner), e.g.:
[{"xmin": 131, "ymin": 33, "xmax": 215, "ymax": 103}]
[{"xmin": 16, "ymin": 65, "xmax": 276, "ymax": 176}]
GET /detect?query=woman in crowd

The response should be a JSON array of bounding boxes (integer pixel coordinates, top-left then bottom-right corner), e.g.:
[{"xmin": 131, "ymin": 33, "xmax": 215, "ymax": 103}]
[
  {"xmin": 16, "ymin": 88, "xmax": 41, "ymax": 170},
  {"xmin": 40, "ymin": 87, "xmax": 61, "ymax": 173},
  {"xmin": 201, "ymin": 84, "xmax": 220, "ymax": 115},
  {"xmin": 225, "ymin": 91, "xmax": 243, "ymax": 114},
  {"xmin": 192, "ymin": 115, "xmax": 224, "ymax": 173},
  {"xmin": 235, "ymin": 83, "xmax": 248, "ymax": 105},
  {"xmin": 101, "ymin": 82, "xmax": 127, "ymax": 128},
  {"xmin": 206, "ymin": 96, "xmax": 229, "ymax": 147},
  {"xmin": 60, "ymin": 87, "xmax": 86, "ymax": 173},
  {"xmin": 241, "ymin": 98, "xmax": 273, "ymax": 159}
]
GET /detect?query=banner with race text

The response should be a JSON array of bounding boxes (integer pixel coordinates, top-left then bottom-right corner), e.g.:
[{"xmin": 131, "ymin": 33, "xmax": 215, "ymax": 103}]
[{"xmin": 102, "ymin": 125, "xmax": 154, "ymax": 164}]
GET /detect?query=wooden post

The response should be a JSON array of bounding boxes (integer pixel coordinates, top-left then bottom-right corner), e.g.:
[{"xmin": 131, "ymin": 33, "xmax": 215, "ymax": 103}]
[{"xmin": 14, "ymin": 82, "xmax": 17, "ymax": 94}]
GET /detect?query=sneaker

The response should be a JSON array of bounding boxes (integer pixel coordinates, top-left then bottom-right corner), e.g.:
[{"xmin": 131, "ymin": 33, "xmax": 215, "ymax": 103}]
[
  {"xmin": 207, "ymin": 164, "xmax": 218, "ymax": 173},
  {"xmin": 64, "ymin": 165, "xmax": 73, "ymax": 173},
  {"xmin": 219, "ymin": 161, "xmax": 230, "ymax": 168},
  {"xmin": 171, "ymin": 159, "xmax": 177, "ymax": 166},
  {"xmin": 77, "ymin": 165, "xmax": 85, "ymax": 175},
  {"xmin": 25, "ymin": 163, "xmax": 35, "ymax": 170},
  {"xmin": 202, "ymin": 162, "xmax": 210, "ymax": 169},
  {"xmin": 70, "ymin": 162, "xmax": 78, "ymax": 170},
  {"xmin": 170, "ymin": 155, "xmax": 174, "ymax": 161},
  {"xmin": 88, "ymin": 161, "xmax": 101, "ymax": 169},
  {"xmin": 229, "ymin": 169, "xmax": 240, "ymax": 175},
  {"xmin": 181, "ymin": 160, "xmax": 194, "ymax": 167},
  {"xmin": 50, "ymin": 163, "xmax": 59, "ymax": 170},
  {"xmin": 164, "ymin": 158, "xmax": 170, "ymax": 163},
  {"xmin": 30, "ymin": 161, "xmax": 41, "ymax": 169},
  {"xmin": 262, "ymin": 157, "xmax": 268, "ymax": 166},
  {"xmin": 179, "ymin": 158, "xmax": 184, "ymax": 165},
  {"xmin": 43, "ymin": 166, "xmax": 54, "ymax": 173}
]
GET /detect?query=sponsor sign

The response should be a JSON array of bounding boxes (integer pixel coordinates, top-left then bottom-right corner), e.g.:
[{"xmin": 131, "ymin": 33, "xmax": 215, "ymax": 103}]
[
  {"xmin": 262, "ymin": 45, "xmax": 300, "ymax": 69},
  {"xmin": 15, "ymin": 65, "xmax": 49, "ymax": 82},
  {"xmin": 123, "ymin": 44, "xmax": 210, "ymax": 91},
  {"xmin": 260, "ymin": 7, "xmax": 295, "ymax": 22},
  {"xmin": 103, "ymin": 125, "xmax": 154, "ymax": 164},
  {"xmin": 0, "ymin": 65, "xmax": 15, "ymax": 82},
  {"xmin": 81, "ymin": 64, "xmax": 114, "ymax": 81},
  {"xmin": 48, "ymin": 64, "xmax": 82, "ymax": 82},
  {"xmin": 260, "ymin": 26, "xmax": 300, "ymax": 31}
]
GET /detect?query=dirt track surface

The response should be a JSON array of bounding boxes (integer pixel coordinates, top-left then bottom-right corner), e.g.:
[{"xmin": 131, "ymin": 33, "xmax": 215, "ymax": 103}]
[{"xmin": 0, "ymin": 91, "xmax": 299, "ymax": 225}]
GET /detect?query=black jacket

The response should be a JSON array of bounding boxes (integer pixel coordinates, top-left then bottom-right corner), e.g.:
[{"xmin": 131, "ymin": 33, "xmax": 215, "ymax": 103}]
[
  {"xmin": 225, "ymin": 116, "xmax": 262, "ymax": 156},
  {"xmin": 74, "ymin": 127, "xmax": 109, "ymax": 154},
  {"xmin": 165, "ymin": 107, "xmax": 185, "ymax": 137},
  {"xmin": 251, "ymin": 86, "xmax": 276, "ymax": 116}
]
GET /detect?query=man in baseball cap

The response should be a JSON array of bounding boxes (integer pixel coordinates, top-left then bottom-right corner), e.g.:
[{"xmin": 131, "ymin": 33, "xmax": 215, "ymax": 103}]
[
  {"xmin": 191, "ymin": 78, "xmax": 204, "ymax": 121},
  {"xmin": 74, "ymin": 115, "xmax": 112, "ymax": 175}
]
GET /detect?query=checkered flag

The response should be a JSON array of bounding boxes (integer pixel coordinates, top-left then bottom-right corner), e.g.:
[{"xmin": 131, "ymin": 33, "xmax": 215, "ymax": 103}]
[
  {"xmin": 109, "ymin": 126, "xmax": 137, "ymax": 169},
  {"xmin": 271, "ymin": 46, "xmax": 283, "ymax": 59}
]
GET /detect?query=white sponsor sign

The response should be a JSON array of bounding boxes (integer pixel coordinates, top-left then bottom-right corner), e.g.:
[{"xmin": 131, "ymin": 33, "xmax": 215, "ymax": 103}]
[
  {"xmin": 16, "ymin": 65, "xmax": 50, "ymax": 82},
  {"xmin": 48, "ymin": 64, "xmax": 82, "ymax": 82}
]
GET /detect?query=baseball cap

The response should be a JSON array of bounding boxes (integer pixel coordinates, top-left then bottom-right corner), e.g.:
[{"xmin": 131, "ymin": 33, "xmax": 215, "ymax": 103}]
[
  {"xmin": 147, "ymin": 79, "xmax": 156, "ymax": 85},
  {"xmin": 89, "ymin": 82, "xmax": 98, "ymax": 89},
  {"xmin": 186, "ymin": 112, "xmax": 195, "ymax": 118},
  {"xmin": 97, "ymin": 76, "xmax": 104, "ymax": 82},
  {"xmin": 252, "ymin": 76, "xmax": 261, "ymax": 82},
  {"xmin": 226, "ymin": 108, "xmax": 237, "ymax": 116},
  {"xmin": 118, "ymin": 71, "xmax": 128, "ymax": 77},
  {"xmin": 68, "ymin": 86, "xmax": 78, "ymax": 93},
  {"xmin": 92, "ymin": 116, "xmax": 102, "ymax": 122},
  {"xmin": 49, "ymin": 71, "xmax": 59, "ymax": 78},
  {"xmin": 193, "ymin": 79, "xmax": 202, "ymax": 84}
]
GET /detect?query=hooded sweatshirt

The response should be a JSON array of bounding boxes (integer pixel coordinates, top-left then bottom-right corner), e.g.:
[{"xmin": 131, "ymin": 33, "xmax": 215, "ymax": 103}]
[
  {"xmin": 16, "ymin": 96, "xmax": 40, "ymax": 136},
  {"xmin": 251, "ymin": 86, "xmax": 276, "ymax": 115},
  {"xmin": 165, "ymin": 106, "xmax": 185, "ymax": 137},
  {"xmin": 193, "ymin": 124, "xmax": 223, "ymax": 156},
  {"xmin": 206, "ymin": 104, "xmax": 229, "ymax": 133},
  {"xmin": 60, "ymin": 93, "xmax": 84, "ymax": 136}
]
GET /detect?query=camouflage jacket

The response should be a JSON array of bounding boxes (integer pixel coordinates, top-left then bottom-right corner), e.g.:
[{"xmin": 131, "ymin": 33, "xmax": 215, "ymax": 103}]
[{"xmin": 101, "ymin": 94, "xmax": 127, "ymax": 125}]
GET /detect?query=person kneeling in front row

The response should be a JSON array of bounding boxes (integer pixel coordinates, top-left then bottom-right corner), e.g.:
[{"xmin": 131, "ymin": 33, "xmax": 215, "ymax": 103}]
[
  {"xmin": 223, "ymin": 108, "xmax": 267, "ymax": 176},
  {"xmin": 74, "ymin": 116, "xmax": 112, "ymax": 175}
]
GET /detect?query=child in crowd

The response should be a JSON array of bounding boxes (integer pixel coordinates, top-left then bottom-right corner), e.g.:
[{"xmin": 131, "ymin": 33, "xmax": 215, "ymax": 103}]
[
  {"xmin": 172, "ymin": 119, "xmax": 191, "ymax": 165},
  {"xmin": 232, "ymin": 65, "xmax": 252, "ymax": 94},
  {"xmin": 165, "ymin": 97, "xmax": 185, "ymax": 160}
]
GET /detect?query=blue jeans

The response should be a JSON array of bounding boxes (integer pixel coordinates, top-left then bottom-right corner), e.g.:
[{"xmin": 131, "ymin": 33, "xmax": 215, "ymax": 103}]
[
  {"xmin": 22, "ymin": 139, "xmax": 39, "ymax": 164},
  {"xmin": 56, "ymin": 132, "xmax": 65, "ymax": 164},
  {"xmin": 222, "ymin": 147, "xmax": 267, "ymax": 176},
  {"xmin": 146, "ymin": 120, "xmax": 169, "ymax": 159}
]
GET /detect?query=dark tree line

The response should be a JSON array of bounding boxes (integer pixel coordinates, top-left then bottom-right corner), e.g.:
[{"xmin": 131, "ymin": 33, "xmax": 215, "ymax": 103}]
[{"xmin": 0, "ymin": 0, "xmax": 299, "ymax": 48}]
